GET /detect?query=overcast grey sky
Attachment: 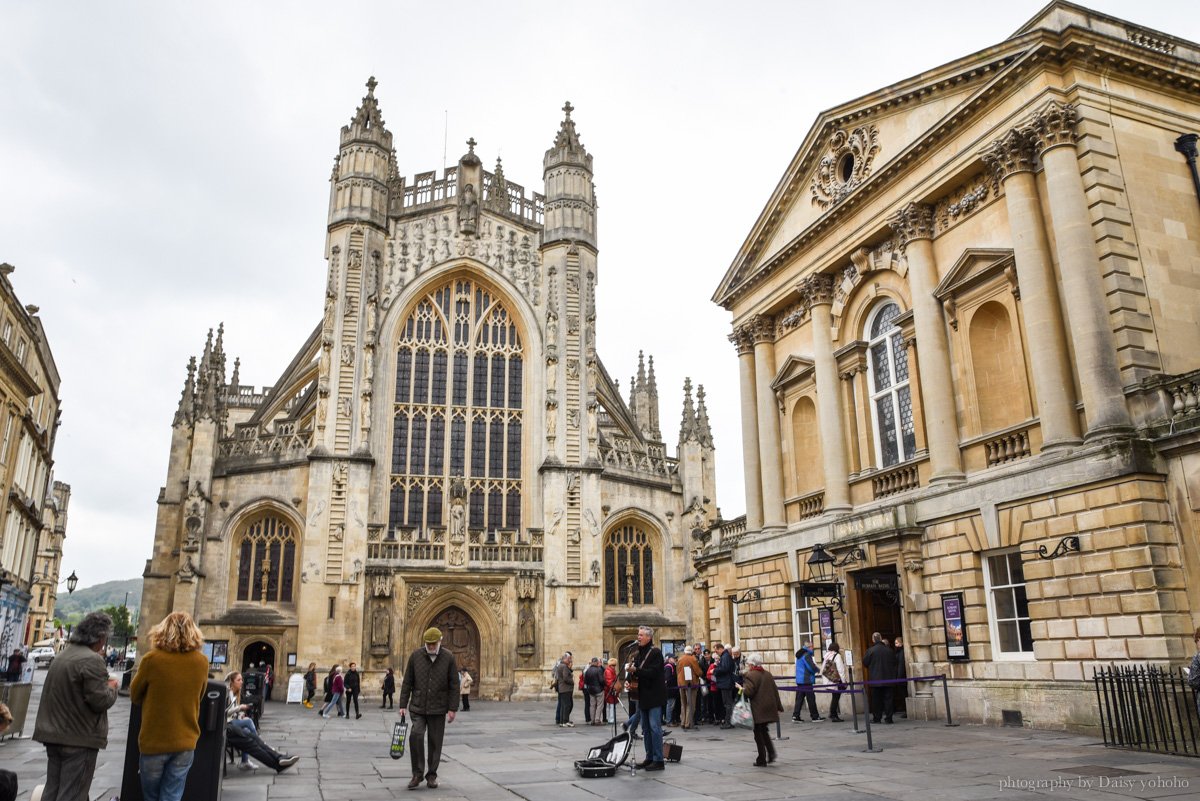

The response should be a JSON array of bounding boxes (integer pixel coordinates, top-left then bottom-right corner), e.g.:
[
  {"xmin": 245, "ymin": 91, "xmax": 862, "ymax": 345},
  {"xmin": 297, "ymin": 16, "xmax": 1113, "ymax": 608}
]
[{"xmin": 0, "ymin": 1, "xmax": 1192, "ymax": 590}]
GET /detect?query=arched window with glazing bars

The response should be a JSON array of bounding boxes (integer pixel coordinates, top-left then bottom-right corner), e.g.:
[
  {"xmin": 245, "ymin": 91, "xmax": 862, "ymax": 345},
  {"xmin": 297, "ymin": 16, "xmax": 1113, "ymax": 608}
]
[
  {"xmin": 604, "ymin": 524, "xmax": 654, "ymax": 606},
  {"xmin": 391, "ymin": 279, "xmax": 524, "ymax": 535},
  {"xmin": 235, "ymin": 515, "xmax": 297, "ymax": 602}
]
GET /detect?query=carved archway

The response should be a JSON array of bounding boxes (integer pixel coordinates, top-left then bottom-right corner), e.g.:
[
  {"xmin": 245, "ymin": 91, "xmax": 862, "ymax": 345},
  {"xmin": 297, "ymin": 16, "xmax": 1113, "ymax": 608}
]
[{"xmin": 428, "ymin": 606, "xmax": 481, "ymax": 697}]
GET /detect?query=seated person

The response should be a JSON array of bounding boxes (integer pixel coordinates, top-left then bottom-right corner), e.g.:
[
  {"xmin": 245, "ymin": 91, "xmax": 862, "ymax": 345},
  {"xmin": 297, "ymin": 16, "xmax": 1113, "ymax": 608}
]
[
  {"xmin": 226, "ymin": 671, "xmax": 263, "ymax": 770},
  {"xmin": 0, "ymin": 703, "xmax": 15, "ymax": 801}
]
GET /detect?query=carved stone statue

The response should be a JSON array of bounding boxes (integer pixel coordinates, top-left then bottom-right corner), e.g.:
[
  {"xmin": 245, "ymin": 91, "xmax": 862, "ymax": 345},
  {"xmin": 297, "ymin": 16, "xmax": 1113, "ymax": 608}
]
[
  {"xmin": 371, "ymin": 605, "xmax": 390, "ymax": 647},
  {"xmin": 449, "ymin": 502, "xmax": 466, "ymax": 543},
  {"xmin": 518, "ymin": 601, "xmax": 535, "ymax": 647}
]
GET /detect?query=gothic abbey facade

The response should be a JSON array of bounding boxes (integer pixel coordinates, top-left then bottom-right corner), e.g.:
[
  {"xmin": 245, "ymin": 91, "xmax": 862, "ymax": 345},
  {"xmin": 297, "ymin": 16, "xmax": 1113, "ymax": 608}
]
[{"xmin": 138, "ymin": 85, "xmax": 717, "ymax": 698}]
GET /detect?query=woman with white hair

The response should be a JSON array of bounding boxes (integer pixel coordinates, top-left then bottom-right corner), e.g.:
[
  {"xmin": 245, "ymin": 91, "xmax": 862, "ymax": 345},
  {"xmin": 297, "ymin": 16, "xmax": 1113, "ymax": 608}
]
[{"xmin": 740, "ymin": 653, "xmax": 784, "ymax": 767}]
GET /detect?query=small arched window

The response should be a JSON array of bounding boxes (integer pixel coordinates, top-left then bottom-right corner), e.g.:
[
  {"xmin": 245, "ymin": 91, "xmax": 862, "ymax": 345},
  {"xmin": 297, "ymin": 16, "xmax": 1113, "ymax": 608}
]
[
  {"xmin": 235, "ymin": 515, "xmax": 297, "ymax": 603},
  {"xmin": 866, "ymin": 302, "xmax": 916, "ymax": 467},
  {"xmin": 604, "ymin": 524, "xmax": 654, "ymax": 606}
]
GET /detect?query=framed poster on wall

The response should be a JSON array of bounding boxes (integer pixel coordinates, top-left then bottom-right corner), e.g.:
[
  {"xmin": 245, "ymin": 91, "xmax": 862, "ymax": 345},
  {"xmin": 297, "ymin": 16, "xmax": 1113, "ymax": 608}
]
[
  {"xmin": 941, "ymin": 592, "xmax": 969, "ymax": 662},
  {"xmin": 211, "ymin": 641, "xmax": 228, "ymax": 665},
  {"xmin": 817, "ymin": 607, "xmax": 834, "ymax": 647}
]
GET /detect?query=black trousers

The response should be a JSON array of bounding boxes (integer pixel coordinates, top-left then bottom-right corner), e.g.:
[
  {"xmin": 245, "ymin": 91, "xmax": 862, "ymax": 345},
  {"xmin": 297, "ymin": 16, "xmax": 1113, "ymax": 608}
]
[
  {"xmin": 460, "ymin": 693, "xmax": 470, "ymax": 711},
  {"xmin": 225, "ymin": 725, "xmax": 287, "ymax": 771},
  {"xmin": 381, "ymin": 690, "xmax": 394, "ymax": 707},
  {"xmin": 41, "ymin": 744, "xmax": 98, "ymax": 801},
  {"xmin": 409, "ymin": 712, "xmax": 447, "ymax": 779},
  {"xmin": 345, "ymin": 689, "xmax": 360, "ymax": 715},
  {"xmin": 752, "ymin": 723, "xmax": 776, "ymax": 764},
  {"xmin": 792, "ymin": 684, "xmax": 819, "ymax": 719},
  {"xmin": 721, "ymin": 688, "xmax": 736, "ymax": 725},
  {"xmin": 870, "ymin": 685, "xmax": 894, "ymax": 722}
]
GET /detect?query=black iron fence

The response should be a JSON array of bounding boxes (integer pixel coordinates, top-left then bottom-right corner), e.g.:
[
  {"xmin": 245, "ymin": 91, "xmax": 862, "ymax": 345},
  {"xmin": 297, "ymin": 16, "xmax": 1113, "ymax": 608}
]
[{"xmin": 1094, "ymin": 664, "xmax": 1199, "ymax": 757}]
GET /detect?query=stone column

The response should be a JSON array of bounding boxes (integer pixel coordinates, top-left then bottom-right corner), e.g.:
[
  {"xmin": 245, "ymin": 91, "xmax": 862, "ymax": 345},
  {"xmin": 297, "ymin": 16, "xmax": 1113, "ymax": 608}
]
[
  {"xmin": 887, "ymin": 203, "xmax": 964, "ymax": 484},
  {"xmin": 982, "ymin": 129, "xmax": 1082, "ymax": 451},
  {"xmin": 801, "ymin": 274, "xmax": 851, "ymax": 512},
  {"xmin": 1028, "ymin": 100, "xmax": 1132, "ymax": 439},
  {"xmin": 750, "ymin": 315, "xmax": 787, "ymax": 529},
  {"xmin": 731, "ymin": 326, "xmax": 764, "ymax": 532}
]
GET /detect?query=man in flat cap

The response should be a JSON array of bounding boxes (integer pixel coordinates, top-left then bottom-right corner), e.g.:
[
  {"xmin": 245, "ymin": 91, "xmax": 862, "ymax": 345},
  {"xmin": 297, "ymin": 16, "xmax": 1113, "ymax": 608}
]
[{"xmin": 398, "ymin": 627, "xmax": 460, "ymax": 790}]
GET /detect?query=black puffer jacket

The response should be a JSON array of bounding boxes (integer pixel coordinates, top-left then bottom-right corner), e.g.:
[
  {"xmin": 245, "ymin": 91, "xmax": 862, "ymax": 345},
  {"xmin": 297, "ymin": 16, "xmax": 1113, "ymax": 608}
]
[
  {"xmin": 399, "ymin": 647, "xmax": 460, "ymax": 715},
  {"xmin": 632, "ymin": 644, "xmax": 665, "ymax": 708}
]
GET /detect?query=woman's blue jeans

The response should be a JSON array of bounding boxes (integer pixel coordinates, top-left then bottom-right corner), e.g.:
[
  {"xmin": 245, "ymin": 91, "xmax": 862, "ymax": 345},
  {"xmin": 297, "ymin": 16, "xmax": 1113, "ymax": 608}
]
[{"xmin": 139, "ymin": 750, "xmax": 195, "ymax": 801}]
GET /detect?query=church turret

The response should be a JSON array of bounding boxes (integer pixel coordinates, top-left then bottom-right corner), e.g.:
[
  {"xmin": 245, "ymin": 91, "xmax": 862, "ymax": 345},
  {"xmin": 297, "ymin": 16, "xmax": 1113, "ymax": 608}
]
[
  {"xmin": 456, "ymin": 139, "xmax": 482, "ymax": 236},
  {"xmin": 630, "ymin": 351, "xmax": 660, "ymax": 441},
  {"xmin": 542, "ymin": 101, "xmax": 597, "ymax": 248},
  {"xmin": 676, "ymin": 378, "xmax": 718, "ymax": 536},
  {"xmin": 328, "ymin": 76, "xmax": 394, "ymax": 231}
]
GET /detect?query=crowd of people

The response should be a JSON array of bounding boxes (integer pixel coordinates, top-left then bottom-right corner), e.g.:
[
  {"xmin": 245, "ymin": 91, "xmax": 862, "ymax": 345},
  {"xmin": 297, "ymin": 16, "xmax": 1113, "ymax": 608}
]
[{"xmin": 549, "ymin": 628, "xmax": 912, "ymax": 769}]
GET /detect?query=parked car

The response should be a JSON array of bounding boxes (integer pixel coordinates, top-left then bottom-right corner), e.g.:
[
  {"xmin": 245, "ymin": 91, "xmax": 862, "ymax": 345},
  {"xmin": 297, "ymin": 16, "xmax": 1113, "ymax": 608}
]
[{"xmin": 30, "ymin": 646, "xmax": 55, "ymax": 667}]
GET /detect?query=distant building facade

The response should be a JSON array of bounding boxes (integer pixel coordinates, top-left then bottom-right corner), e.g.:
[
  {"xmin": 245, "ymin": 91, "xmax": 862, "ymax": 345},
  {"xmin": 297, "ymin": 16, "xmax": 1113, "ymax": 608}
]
[
  {"xmin": 0, "ymin": 264, "xmax": 63, "ymax": 659},
  {"xmin": 707, "ymin": 2, "xmax": 1200, "ymax": 730},
  {"xmin": 139, "ymin": 86, "xmax": 718, "ymax": 696},
  {"xmin": 26, "ymin": 481, "xmax": 70, "ymax": 647}
]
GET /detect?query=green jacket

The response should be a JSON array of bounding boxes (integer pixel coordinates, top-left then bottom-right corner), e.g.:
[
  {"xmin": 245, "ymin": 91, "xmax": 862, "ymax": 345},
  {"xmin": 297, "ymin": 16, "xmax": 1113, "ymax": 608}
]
[
  {"xmin": 398, "ymin": 646, "xmax": 460, "ymax": 715},
  {"xmin": 33, "ymin": 643, "xmax": 118, "ymax": 750}
]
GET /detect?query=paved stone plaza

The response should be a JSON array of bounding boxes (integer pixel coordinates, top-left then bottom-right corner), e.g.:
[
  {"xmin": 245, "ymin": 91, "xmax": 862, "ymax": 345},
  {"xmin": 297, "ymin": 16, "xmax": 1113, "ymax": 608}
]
[{"xmin": 3, "ymin": 671, "xmax": 1200, "ymax": 801}]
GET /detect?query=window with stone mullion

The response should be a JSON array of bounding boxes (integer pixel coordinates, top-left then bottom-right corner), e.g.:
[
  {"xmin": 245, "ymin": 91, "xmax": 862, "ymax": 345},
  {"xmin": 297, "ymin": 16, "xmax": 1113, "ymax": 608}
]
[
  {"xmin": 391, "ymin": 278, "xmax": 524, "ymax": 538},
  {"xmin": 866, "ymin": 302, "xmax": 915, "ymax": 468}
]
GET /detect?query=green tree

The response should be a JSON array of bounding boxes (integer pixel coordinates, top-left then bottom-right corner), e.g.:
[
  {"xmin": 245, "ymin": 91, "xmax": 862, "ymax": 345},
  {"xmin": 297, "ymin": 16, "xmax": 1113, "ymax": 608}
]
[{"xmin": 101, "ymin": 605, "xmax": 134, "ymax": 645}]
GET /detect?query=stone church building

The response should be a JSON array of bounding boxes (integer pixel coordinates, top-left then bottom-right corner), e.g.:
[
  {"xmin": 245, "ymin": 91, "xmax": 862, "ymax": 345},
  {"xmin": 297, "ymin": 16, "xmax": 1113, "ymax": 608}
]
[
  {"xmin": 706, "ymin": 1, "xmax": 1200, "ymax": 731},
  {"xmin": 139, "ymin": 86, "xmax": 717, "ymax": 698}
]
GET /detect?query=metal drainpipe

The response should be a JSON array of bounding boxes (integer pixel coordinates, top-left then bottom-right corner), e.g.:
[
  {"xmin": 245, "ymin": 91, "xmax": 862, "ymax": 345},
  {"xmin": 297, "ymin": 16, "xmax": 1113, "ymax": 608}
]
[{"xmin": 1175, "ymin": 133, "xmax": 1200, "ymax": 212}]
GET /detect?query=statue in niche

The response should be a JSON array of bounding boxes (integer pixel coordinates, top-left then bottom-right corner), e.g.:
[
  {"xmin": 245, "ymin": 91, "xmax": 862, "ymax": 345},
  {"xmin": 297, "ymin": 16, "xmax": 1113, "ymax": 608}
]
[
  {"xmin": 546, "ymin": 401, "xmax": 557, "ymax": 437},
  {"xmin": 326, "ymin": 252, "xmax": 339, "ymax": 298},
  {"xmin": 371, "ymin": 605, "xmax": 390, "ymax": 647},
  {"xmin": 322, "ymin": 297, "xmax": 335, "ymax": 344},
  {"xmin": 546, "ymin": 308, "xmax": 559, "ymax": 344},
  {"xmin": 316, "ymin": 392, "xmax": 328, "ymax": 429},
  {"xmin": 546, "ymin": 354, "xmax": 558, "ymax": 394},
  {"xmin": 359, "ymin": 394, "xmax": 371, "ymax": 433},
  {"xmin": 449, "ymin": 502, "xmax": 466, "ymax": 544},
  {"xmin": 365, "ymin": 302, "xmax": 377, "ymax": 345},
  {"xmin": 587, "ymin": 403, "xmax": 598, "ymax": 443},
  {"xmin": 518, "ymin": 601, "xmax": 535, "ymax": 648},
  {"xmin": 366, "ymin": 252, "xmax": 380, "ymax": 300}
]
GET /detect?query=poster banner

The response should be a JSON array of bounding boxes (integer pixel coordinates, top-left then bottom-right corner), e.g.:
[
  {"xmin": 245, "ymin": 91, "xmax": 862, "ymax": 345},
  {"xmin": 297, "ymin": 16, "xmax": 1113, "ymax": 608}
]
[
  {"xmin": 818, "ymin": 607, "xmax": 833, "ymax": 647},
  {"xmin": 941, "ymin": 592, "xmax": 969, "ymax": 662}
]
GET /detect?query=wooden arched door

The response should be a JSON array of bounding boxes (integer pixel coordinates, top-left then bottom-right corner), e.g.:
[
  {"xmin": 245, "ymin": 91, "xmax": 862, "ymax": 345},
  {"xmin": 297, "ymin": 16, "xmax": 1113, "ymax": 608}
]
[{"xmin": 429, "ymin": 606, "xmax": 480, "ymax": 696}]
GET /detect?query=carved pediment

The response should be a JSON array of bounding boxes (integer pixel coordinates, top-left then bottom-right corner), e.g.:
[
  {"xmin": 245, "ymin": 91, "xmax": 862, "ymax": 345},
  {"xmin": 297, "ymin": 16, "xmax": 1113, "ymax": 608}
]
[
  {"xmin": 770, "ymin": 354, "xmax": 816, "ymax": 393},
  {"xmin": 934, "ymin": 248, "xmax": 1016, "ymax": 300}
]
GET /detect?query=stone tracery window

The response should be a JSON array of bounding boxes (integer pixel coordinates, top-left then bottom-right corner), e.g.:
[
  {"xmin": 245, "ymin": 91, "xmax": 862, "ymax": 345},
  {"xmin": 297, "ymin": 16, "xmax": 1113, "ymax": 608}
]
[
  {"xmin": 866, "ymin": 302, "xmax": 916, "ymax": 467},
  {"xmin": 391, "ymin": 279, "xmax": 523, "ymax": 534},
  {"xmin": 235, "ymin": 515, "xmax": 296, "ymax": 602},
  {"xmin": 604, "ymin": 524, "xmax": 654, "ymax": 606}
]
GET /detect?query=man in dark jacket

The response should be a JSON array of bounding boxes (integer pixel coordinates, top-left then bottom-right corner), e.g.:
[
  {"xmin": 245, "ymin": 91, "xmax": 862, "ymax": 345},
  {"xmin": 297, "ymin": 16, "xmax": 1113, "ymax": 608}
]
[
  {"xmin": 32, "ymin": 612, "xmax": 120, "ymax": 801},
  {"xmin": 583, "ymin": 657, "xmax": 606, "ymax": 726},
  {"xmin": 714, "ymin": 643, "xmax": 740, "ymax": 728},
  {"xmin": 630, "ymin": 625, "xmax": 666, "ymax": 771},
  {"xmin": 344, "ymin": 662, "xmax": 362, "ymax": 719},
  {"xmin": 862, "ymin": 632, "xmax": 898, "ymax": 724},
  {"xmin": 398, "ymin": 627, "xmax": 460, "ymax": 790}
]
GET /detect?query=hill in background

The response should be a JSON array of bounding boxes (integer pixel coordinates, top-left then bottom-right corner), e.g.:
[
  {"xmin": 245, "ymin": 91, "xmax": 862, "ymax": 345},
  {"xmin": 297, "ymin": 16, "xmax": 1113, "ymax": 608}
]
[{"xmin": 54, "ymin": 578, "xmax": 143, "ymax": 625}]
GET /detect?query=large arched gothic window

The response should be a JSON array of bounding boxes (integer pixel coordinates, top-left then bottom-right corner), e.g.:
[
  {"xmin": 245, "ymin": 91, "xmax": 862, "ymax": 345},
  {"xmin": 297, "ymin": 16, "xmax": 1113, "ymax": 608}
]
[
  {"xmin": 866, "ymin": 302, "xmax": 916, "ymax": 467},
  {"xmin": 391, "ymin": 279, "xmax": 523, "ymax": 534},
  {"xmin": 235, "ymin": 515, "xmax": 296, "ymax": 602},
  {"xmin": 604, "ymin": 524, "xmax": 654, "ymax": 606}
]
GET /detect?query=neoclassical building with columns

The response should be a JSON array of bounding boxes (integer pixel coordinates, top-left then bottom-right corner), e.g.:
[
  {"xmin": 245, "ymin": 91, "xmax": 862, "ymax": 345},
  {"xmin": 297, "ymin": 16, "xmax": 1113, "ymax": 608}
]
[
  {"xmin": 138, "ymin": 84, "xmax": 718, "ymax": 699},
  {"xmin": 705, "ymin": 1, "xmax": 1200, "ymax": 730}
]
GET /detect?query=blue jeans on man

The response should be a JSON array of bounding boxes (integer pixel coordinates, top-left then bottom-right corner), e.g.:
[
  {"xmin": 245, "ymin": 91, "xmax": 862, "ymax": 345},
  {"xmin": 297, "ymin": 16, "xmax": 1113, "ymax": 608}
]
[
  {"xmin": 642, "ymin": 705, "xmax": 663, "ymax": 764},
  {"xmin": 139, "ymin": 750, "xmax": 195, "ymax": 801}
]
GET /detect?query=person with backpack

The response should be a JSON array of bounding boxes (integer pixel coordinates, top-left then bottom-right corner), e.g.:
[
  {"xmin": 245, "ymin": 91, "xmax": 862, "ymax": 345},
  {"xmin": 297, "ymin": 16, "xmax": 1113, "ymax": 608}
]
[
  {"xmin": 319, "ymin": 666, "xmax": 345, "ymax": 718},
  {"xmin": 584, "ymin": 657, "xmax": 606, "ymax": 726},
  {"xmin": 821, "ymin": 641, "xmax": 847, "ymax": 722},
  {"xmin": 578, "ymin": 659, "xmax": 592, "ymax": 724},
  {"xmin": 791, "ymin": 641, "xmax": 823, "ymax": 722}
]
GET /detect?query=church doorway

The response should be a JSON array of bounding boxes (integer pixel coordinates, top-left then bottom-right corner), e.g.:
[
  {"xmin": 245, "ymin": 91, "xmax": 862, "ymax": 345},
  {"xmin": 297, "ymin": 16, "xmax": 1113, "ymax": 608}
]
[
  {"xmin": 241, "ymin": 640, "xmax": 276, "ymax": 674},
  {"xmin": 429, "ymin": 606, "xmax": 480, "ymax": 697}
]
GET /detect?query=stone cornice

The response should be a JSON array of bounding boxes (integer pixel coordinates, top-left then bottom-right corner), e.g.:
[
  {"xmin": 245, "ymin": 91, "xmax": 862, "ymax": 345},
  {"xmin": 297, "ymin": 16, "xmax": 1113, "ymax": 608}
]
[{"xmin": 713, "ymin": 25, "xmax": 1200, "ymax": 311}]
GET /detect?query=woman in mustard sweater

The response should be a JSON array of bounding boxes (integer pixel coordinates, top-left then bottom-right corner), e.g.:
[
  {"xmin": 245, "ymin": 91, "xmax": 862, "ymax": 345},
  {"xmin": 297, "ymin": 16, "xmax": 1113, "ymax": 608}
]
[{"xmin": 130, "ymin": 612, "xmax": 210, "ymax": 801}]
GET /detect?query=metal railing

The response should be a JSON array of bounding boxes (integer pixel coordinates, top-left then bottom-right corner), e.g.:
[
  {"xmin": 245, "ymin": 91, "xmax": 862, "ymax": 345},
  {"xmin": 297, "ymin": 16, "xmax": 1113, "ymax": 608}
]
[{"xmin": 1094, "ymin": 664, "xmax": 1199, "ymax": 757}]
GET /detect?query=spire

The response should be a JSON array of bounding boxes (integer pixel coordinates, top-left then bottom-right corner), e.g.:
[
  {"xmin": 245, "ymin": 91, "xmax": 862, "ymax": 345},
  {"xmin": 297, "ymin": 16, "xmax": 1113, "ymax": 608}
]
[
  {"xmin": 230, "ymin": 357, "xmax": 241, "ymax": 390},
  {"xmin": 553, "ymin": 101, "xmax": 584, "ymax": 152},
  {"xmin": 173, "ymin": 357, "xmax": 197, "ymax": 427},
  {"xmin": 696, "ymin": 384, "xmax": 714, "ymax": 448},
  {"xmin": 486, "ymin": 156, "xmax": 509, "ymax": 213},
  {"xmin": 679, "ymin": 378, "xmax": 698, "ymax": 444},
  {"xmin": 647, "ymin": 355, "xmax": 658, "ymax": 394},
  {"xmin": 543, "ymin": 100, "xmax": 597, "ymax": 247},
  {"xmin": 341, "ymin": 76, "xmax": 393, "ymax": 150},
  {"xmin": 628, "ymin": 375, "xmax": 637, "ymax": 415},
  {"xmin": 647, "ymin": 355, "xmax": 660, "ymax": 441},
  {"xmin": 636, "ymin": 351, "xmax": 647, "ymax": 391}
]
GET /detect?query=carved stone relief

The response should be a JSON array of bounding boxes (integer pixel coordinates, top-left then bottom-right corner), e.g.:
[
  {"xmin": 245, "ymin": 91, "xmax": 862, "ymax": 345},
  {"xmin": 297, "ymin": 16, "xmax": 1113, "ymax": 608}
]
[{"xmin": 811, "ymin": 125, "xmax": 881, "ymax": 209}]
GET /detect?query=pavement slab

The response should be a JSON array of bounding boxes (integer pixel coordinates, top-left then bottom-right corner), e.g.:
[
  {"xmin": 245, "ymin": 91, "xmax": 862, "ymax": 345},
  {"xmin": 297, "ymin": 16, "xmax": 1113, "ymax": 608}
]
[{"xmin": 4, "ymin": 670, "xmax": 1200, "ymax": 800}]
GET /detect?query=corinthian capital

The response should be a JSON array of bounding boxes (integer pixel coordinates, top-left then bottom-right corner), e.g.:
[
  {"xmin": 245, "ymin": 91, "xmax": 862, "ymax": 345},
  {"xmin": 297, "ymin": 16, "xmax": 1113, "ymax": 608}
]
[
  {"xmin": 749, "ymin": 314, "xmax": 776, "ymax": 345},
  {"xmin": 799, "ymin": 273, "xmax": 836, "ymax": 310},
  {"xmin": 886, "ymin": 202, "xmax": 935, "ymax": 246},
  {"xmin": 1027, "ymin": 100, "xmax": 1078, "ymax": 154},
  {"xmin": 728, "ymin": 324, "xmax": 755, "ymax": 355},
  {"xmin": 981, "ymin": 128, "xmax": 1037, "ymax": 182}
]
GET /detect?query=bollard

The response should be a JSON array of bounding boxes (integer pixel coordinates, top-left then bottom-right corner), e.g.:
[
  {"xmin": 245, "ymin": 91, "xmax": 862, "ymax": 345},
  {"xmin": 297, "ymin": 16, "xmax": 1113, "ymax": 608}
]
[
  {"xmin": 942, "ymin": 674, "xmax": 958, "ymax": 727},
  {"xmin": 848, "ymin": 666, "xmax": 862, "ymax": 735},
  {"xmin": 861, "ymin": 679, "xmax": 881, "ymax": 753}
]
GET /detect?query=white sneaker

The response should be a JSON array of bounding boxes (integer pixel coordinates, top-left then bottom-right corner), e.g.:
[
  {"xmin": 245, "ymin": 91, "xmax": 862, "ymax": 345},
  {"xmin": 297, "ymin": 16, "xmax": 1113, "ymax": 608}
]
[{"xmin": 238, "ymin": 762, "xmax": 258, "ymax": 771}]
